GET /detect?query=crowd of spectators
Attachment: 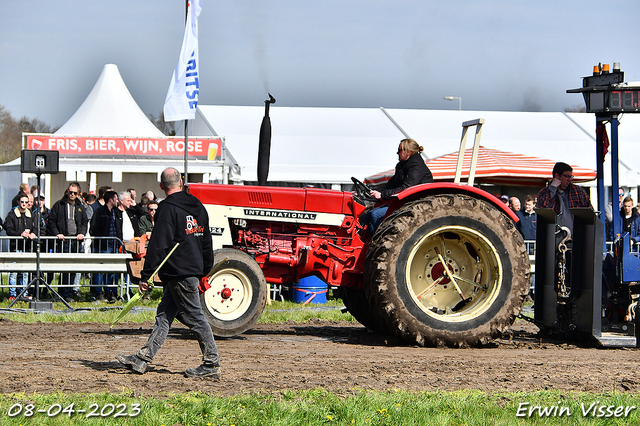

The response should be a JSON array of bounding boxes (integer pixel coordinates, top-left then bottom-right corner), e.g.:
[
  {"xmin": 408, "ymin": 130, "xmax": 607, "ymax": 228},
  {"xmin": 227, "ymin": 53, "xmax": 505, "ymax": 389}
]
[
  {"xmin": 496, "ymin": 193, "xmax": 538, "ymax": 241},
  {"xmin": 2, "ymin": 183, "xmax": 158, "ymax": 303}
]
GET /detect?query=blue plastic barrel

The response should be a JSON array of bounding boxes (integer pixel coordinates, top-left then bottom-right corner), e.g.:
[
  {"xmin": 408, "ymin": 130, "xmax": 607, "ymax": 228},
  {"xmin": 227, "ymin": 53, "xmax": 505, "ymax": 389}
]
[{"xmin": 291, "ymin": 276, "xmax": 328, "ymax": 304}]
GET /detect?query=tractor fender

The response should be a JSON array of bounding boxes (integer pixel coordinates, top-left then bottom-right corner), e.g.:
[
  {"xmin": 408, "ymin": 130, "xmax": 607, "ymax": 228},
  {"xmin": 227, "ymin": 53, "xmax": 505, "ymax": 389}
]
[{"xmin": 385, "ymin": 182, "xmax": 520, "ymax": 223}]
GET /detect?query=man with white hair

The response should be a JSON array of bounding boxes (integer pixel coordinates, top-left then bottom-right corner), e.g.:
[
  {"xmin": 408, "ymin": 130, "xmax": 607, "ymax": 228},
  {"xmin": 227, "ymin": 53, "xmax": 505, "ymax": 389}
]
[{"xmin": 118, "ymin": 191, "xmax": 140, "ymax": 240}]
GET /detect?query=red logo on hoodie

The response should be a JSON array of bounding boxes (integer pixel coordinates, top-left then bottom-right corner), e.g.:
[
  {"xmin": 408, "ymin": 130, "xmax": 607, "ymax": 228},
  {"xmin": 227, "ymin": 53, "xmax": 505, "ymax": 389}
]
[{"xmin": 185, "ymin": 215, "xmax": 204, "ymax": 235}]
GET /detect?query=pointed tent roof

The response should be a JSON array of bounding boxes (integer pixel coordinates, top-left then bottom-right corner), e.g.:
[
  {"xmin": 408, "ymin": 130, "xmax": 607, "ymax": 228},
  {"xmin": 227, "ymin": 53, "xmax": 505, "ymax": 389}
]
[
  {"xmin": 364, "ymin": 146, "xmax": 597, "ymax": 188},
  {"xmin": 55, "ymin": 64, "xmax": 163, "ymax": 137}
]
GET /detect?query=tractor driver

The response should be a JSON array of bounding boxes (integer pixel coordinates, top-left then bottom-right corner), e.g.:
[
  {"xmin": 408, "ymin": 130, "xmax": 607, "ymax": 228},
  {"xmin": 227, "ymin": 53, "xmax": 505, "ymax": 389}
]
[{"xmin": 363, "ymin": 138, "xmax": 434, "ymax": 236}]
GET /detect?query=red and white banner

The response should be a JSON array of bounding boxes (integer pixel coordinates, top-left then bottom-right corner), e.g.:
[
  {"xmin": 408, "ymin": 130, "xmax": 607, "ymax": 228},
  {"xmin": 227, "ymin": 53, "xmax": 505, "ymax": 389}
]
[
  {"xmin": 164, "ymin": 0, "xmax": 203, "ymax": 122},
  {"xmin": 24, "ymin": 134, "xmax": 222, "ymax": 160}
]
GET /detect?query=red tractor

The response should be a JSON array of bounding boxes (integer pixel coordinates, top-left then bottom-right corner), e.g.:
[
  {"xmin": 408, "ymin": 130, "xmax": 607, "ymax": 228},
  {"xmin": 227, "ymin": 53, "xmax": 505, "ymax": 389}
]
[{"xmin": 187, "ymin": 177, "xmax": 530, "ymax": 347}]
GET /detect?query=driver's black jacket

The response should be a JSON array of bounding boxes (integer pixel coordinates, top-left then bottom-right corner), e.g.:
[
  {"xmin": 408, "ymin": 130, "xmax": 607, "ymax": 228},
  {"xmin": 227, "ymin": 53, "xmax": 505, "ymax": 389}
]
[{"xmin": 380, "ymin": 153, "xmax": 433, "ymax": 200}]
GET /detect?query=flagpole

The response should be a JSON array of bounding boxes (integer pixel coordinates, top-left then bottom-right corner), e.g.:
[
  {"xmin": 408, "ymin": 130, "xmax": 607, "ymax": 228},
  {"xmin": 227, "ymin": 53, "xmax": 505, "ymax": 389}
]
[
  {"xmin": 163, "ymin": 0, "xmax": 201, "ymax": 178},
  {"xmin": 183, "ymin": 0, "xmax": 188, "ymax": 185},
  {"xmin": 184, "ymin": 119, "xmax": 189, "ymax": 184}
]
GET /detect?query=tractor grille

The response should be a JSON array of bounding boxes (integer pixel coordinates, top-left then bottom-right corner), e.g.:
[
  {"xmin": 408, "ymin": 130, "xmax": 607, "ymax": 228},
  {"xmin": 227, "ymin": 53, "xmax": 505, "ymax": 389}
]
[{"xmin": 248, "ymin": 191, "xmax": 273, "ymax": 205}]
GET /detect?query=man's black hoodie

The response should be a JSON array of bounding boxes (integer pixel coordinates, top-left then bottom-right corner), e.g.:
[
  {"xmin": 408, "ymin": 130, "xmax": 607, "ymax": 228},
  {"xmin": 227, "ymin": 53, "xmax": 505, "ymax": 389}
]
[{"xmin": 141, "ymin": 191, "xmax": 213, "ymax": 283}]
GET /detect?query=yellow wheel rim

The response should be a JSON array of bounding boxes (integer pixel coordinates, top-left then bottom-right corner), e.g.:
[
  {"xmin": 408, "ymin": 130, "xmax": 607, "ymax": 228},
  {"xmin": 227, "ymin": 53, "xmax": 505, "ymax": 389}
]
[{"xmin": 405, "ymin": 225, "xmax": 503, "ymax": 322}]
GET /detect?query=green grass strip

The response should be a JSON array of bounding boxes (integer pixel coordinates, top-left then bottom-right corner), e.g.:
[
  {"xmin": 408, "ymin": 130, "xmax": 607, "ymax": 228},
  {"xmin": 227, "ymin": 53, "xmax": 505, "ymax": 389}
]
[
  {"xmin": 0, "ymin": 297, "xmax": 356, "ymax": 324},
  {"xmin": 0, "ymin": 389, "xmax": 639, "ymax": 425}
]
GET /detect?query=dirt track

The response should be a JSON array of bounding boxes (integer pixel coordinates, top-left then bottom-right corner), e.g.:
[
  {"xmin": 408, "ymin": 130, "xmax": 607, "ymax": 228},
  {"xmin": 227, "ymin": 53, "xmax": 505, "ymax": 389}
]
[{"xmin": 1, "ymin": 318, "xmax": 639, "ymax": 396}]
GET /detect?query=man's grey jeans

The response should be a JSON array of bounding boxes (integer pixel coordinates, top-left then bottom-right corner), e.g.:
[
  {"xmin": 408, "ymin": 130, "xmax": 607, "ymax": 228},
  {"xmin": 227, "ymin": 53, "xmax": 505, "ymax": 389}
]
[{"xmin": 137, "ymin": 276, "xmax": 219, "ymax": 366}]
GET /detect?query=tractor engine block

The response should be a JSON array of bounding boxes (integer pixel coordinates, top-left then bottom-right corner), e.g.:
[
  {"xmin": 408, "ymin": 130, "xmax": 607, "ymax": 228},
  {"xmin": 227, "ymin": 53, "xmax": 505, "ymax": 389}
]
[{"xmin": 231, "ymin": 219, "xmax": 364, "ymax": 288}]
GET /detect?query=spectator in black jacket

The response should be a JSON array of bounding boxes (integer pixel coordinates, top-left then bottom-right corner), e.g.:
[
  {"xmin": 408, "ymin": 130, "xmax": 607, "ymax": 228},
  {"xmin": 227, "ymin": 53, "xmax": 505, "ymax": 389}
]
[
  {"xmin": 31, "ymin": 192, "xmax": 50, "ymax": 237},
  {"xmin": 47, "ymin": 183, "xmax": 88, "ymax": 302},
  {"xmin": 4, "ymin": 193, "xmax": 35, "ymax": 300},
  {"xmin": 621, "ymin": 196, "xmax": 638, "ymax": 234},
  {"xmin": 91, "ymin": 186, "xmax": 114, "ymax": 214},
  {"xmin": 90, "ymin": 190, "xmax": 123, "ymax": 301}
]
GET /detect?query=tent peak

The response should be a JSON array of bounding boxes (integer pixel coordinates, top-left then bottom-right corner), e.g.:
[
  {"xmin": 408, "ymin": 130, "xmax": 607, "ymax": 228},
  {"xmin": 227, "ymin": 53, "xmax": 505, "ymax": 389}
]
[{"xmin": 55, "ymin": 64, "xmax": 163, "ymax": 138}]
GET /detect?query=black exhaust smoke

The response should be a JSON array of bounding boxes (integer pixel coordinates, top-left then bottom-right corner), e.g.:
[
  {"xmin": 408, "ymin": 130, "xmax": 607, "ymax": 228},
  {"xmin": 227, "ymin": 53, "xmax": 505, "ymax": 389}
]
[{"xmin": 257, "ymin": 93, "xmax": 276, "ymax": 186}]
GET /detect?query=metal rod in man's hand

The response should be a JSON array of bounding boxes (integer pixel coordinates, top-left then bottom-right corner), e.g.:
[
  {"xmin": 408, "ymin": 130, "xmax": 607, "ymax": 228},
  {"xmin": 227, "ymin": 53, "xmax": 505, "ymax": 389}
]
[
  {"xmin": 110, "ymin": 242, "xmax": 180, "ymax": 329},
  {"xmin": 146, "ymin": 242, "xmax": 181, "ymax": 288},
  {"xmin": 205, "ymin": 256, "xmax": 228, "ymax": 279}
]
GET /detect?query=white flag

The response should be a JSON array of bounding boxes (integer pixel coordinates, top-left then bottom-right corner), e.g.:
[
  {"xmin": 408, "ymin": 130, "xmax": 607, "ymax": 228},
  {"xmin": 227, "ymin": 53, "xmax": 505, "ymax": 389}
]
[{"xmin": 163, "ymin": 0, "xmax": 203, "ymax": 122}]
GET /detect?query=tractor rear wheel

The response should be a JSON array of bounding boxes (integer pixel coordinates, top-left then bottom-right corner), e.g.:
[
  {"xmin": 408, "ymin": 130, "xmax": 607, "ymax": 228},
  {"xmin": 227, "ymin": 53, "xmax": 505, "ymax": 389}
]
[
  {"xmin": 364, "ymin": 194, "xmax": 529, "ymax": 347},
  {"xmin": 200, "ymin": 248, "xmax": 267, "ymax": 337}
]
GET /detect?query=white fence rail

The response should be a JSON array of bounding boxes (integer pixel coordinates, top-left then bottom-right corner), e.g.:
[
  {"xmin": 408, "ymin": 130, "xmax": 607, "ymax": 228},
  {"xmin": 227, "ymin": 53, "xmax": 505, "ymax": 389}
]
[{"xmin": 0, "ymin": 236, "xmax": 134, "ymax": 298}]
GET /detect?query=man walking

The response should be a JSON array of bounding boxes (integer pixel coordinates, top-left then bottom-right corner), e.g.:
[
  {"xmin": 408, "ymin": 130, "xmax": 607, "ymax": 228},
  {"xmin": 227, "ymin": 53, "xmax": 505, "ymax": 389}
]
[{"xmin": 117, "ymin": 167, "xmax": 220, "ymax": 378}]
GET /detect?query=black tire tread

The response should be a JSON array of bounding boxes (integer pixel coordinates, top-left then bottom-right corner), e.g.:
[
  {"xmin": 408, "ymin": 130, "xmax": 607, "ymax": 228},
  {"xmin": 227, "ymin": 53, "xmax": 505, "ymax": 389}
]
[
  {"xmin": 364, "ymin": 194, "xmax": 530, "ymax": 347},
  {"xmin": 339, "ymin": 287, "xmax": 390, "ymax": 334}
]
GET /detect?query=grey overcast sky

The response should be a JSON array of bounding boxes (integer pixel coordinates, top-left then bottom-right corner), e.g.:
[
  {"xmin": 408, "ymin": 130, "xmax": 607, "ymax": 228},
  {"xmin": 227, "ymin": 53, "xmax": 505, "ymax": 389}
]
[{"xmin": 2, "ymin": 1, "xmax": 640, "ymax": 128}]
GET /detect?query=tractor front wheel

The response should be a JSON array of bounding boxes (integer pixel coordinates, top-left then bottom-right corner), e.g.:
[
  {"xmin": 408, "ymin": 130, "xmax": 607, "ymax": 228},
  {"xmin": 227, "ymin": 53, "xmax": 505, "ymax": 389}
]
[
  {"xmin": 339, "ymin": 286, "xmax": 390, "ymax": 334},
  {"xmin": 200, "ymin": 248, "xmax": 267, "ymax": 337}
]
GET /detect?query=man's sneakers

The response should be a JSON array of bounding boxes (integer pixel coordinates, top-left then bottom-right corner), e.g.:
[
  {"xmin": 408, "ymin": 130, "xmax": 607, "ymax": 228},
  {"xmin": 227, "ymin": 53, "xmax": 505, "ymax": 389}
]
[
  {"xmin": 184, "ymin": 363, "xmax": 221, "ymax": 379},
  {"xmin": 116, "ymin": 353, "xmax": 147, "ymax": 374},
  {"xmin": 116, "ymin": 353, "xmax": 220, "ymax": 378}
]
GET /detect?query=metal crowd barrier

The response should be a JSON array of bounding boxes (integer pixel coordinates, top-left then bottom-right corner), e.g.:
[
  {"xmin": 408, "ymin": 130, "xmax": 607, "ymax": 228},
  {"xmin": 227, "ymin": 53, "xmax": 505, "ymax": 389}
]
[
  {"xmin": 524, "ymin": 240, "xmax": 536, "ymax": 294},
  {"xmin": 0, "ymin": 236, "xmax": 134, "ymax": 299}
]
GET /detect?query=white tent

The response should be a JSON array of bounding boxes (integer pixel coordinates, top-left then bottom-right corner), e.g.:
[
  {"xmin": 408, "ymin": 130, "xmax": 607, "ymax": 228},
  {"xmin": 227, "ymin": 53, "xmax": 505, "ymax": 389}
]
[
  {"xmin": 55, "ymin": 64, "xmax": 164, "ymax": 137},
  {"xmin": 24, "ymin": 64, "xmax": 234, "ymax": 205},
  {"xmin": 0, "ymin": 64, "xmax": 234, "ymax": 218}
]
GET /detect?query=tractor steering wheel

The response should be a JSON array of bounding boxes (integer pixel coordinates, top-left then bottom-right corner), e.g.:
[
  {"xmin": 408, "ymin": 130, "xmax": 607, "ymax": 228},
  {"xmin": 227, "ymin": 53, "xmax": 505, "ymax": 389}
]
[{"xmin": 351, "ymin": 177, "xmax": 377, "ymax": 203}]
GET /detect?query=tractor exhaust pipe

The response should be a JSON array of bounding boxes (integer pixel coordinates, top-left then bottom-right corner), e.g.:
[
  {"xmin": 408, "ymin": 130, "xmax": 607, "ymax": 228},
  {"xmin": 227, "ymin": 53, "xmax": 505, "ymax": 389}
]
[{"xmin": 257, "ymin": 93, "xmax": 276, "ymax": 186}]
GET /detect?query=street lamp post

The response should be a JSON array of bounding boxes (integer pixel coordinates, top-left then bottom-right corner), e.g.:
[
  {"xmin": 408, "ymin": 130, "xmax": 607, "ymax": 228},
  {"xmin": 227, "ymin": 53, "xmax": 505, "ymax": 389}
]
[{"xmin": 444, "ymin": 96, "xmax": 462, "ymax": 110}]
